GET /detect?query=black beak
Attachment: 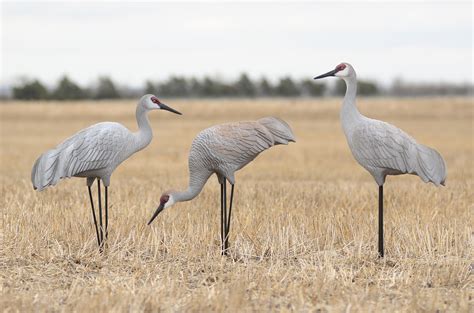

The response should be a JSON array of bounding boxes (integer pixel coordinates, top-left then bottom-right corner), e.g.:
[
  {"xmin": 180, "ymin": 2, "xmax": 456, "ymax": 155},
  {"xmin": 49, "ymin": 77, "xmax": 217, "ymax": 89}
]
[
  {"xmin": 147, "ymin": 203, "xmax": 165, "ymax": 225},
  {"xmin": 314, "ymin": 69, "xmax": 338, "ymax": 80},
  {"xmin": 159, "ymin": 102, "xmax": 182, "ymax": 115}
]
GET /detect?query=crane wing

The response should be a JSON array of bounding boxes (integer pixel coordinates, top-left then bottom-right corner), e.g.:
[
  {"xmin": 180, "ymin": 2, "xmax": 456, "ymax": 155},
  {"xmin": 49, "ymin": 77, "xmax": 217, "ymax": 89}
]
[
  {"xmin": 32, "ymin": 122, "xmax": 128, "ymax": 190},
  {"xmin": 257, "ymin": 117, "xmax": 296, "ymax": 145},
  {"xmin": 350, "ymin": 120, "xmax": 446, "ymax": 185},
  {"xmin": 208, "ymin": 122, "xmax": 274, "ymax": 168},
  {"xmin": 189, "ymin": 118, "xmax": 295, "ymax": 185},
  {"xmin": 62, "ymin": 123, "xmax": 127, "ymax": 176}
]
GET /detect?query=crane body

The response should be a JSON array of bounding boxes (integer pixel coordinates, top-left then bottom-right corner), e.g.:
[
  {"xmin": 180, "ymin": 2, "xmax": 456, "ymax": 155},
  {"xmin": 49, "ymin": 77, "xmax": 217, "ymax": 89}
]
[
  {"xmin": 148, "ymin": 117, "xmax": 295, "ymax": 254},
  {"xmin": 314, "ymin": 63, "xmax": 446, "ymax": 257},
  {"xmin": 31, "ymin": 94, "xmax": 182, "ymax": 249}
]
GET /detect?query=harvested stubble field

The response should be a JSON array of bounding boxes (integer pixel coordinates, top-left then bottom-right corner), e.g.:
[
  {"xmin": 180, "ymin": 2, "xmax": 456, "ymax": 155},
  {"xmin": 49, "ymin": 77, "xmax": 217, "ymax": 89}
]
[{"xmin": 0, "ymin": 98, "xmax": 473, "ymax": 312}]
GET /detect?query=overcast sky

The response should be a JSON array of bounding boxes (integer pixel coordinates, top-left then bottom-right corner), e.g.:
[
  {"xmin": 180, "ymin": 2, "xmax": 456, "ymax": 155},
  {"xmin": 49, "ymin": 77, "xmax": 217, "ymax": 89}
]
[{"xmin": 2, "ymin": 1, "xmax": 472, "ymax": 88}]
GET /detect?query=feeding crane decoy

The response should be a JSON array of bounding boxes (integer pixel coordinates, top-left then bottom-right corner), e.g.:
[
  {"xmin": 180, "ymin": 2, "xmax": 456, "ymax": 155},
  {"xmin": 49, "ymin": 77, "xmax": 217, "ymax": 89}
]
[
  {"xmin": 147, "ymin": 117, "xmax": 295, "ymax": 255},
  {"xmin": 314, "ymin": 63, "xmax": 446, "ymax": 257},
  {"xmin": 31, "ymin": 94, "xmax": 182, "ymax": 250}
]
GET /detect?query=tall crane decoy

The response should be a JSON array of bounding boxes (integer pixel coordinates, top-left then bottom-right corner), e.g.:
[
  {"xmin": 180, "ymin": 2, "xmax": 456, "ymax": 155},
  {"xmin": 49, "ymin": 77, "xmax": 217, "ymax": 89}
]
[
  {"xmin": 314, "ymin": 63, "xmax": 446, "ymax": 257},
  {"xmin": 147, "ymin": 117, "xmax": 295, "ymax": 255},
  {"xmin": 31, "ymin": 94, "xmax": 182, "ymax": 249}
]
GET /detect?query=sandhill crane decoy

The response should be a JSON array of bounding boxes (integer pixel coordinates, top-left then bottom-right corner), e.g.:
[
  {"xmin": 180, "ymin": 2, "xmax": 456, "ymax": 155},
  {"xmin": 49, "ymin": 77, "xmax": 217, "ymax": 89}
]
[
  {"xmin": 314, "ymin": 63, "xmax": 446, "ymax": 257},
  {"xmin": 147, "ymin": 117, "xmax": 295, "ymax": 255},
  {"xmin": 31, "ymin": 94, "xmax": 182, "ymax": 250}
]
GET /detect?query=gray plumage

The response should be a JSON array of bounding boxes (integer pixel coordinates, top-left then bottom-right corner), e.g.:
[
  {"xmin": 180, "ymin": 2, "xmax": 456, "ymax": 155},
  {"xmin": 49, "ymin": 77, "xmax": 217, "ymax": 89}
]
[
  {"xmin": 31, "ymin": 122, "xmax": 133, "ymax": 190},
  {"xmin": 31, "ymin": 94, "xmax": 182, "ymax": 249},
  {"xmin": 314, "ymin": 62, "xmax": 447, "ymax": 257},
  {"xmin": 31, "ymin": 94, "xmax": 181, "ymax": 190},
  {"xmin": 158, "ymin": 117, "xmax": 296, "ymax": 208},
  {"xmin": 349, "ymin": 119, "xmax": 446, "ymax": 186},
  {"xmin": 192, "ymin": 117, "xmax": 295, "ymax": 184},
  {"xmin": 148, "ymin": 116, "xmax": 295, "ymax": 254},
  {"xmin": 335, "ymin": 63, "xmax": 447, "ymax": 186}
]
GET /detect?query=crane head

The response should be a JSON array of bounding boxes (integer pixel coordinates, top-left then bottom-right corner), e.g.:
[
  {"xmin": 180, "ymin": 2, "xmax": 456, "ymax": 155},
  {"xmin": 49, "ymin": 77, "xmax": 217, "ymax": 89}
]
[
  {"xmin": 313, "ymin": 62, "xmax": 355, "ymax": 80},
  {"xmin": 147, "ymin": 192, "xmax": 175, "ymax": 225},
  {"xmin": 140, "ymin": 94, "xmax": 182, "ymax": 115}
]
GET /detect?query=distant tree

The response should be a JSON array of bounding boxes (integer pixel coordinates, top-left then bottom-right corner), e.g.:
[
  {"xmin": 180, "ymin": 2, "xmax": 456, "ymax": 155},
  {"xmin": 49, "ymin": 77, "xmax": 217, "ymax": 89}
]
[
  {"xmin": 258, "ymin": 77, "xmax": 274, "ymax": 96},
  {"xmin": 52, "ymin": 76, "xmax": 85, "ymax": 100},
  {"xmin": 333, "ymin": 79, "xmax": 379, "ymax": 96},
  {"xmin": 275, "ymin": 77, "xmax": 300, "ymax": 97},
  {"xmin": 333, "ymin": 80, "xmax": 346, "ymax": 96},
  {"xmin": 199, "ymin": 76, "xmax": 236, "ymax": 97},
  {"xmin": 235, "ymin": 73, "xmax": 256, "ymax": 97},
  {"xmin": 144, "ymin": 80, "xmax": 157, "ymax": 95},
  {"xmin": 388, "ymin": 78, "xmax": 473, "ymax": 96},
  {"xmin": 94, "ymin": 76, "xmax": 120, "ymax": 99},
  {"xmin": 158, "ymin": 76, "xmax": 190, "ymax": 97},
  {"xmin": 12, "ymin": 79, "xmax": 49, "ymax": 100},
  {"xmin": 120, "ymin": 86, "xmax": 142, "ymax": 99},
  {"xmin": 358, "ymin": 80, "xmax": 379, "ymax": 96},
  {"xmin": 201, "ymin": 77, "xmax": 219, "ymax": 97},
  {"xmin": 221, "ymin": 83, "xmax": 238, "ymax": 97},
  {"xmin": 300, "ymin": 79, "xmax": 326, "ymax": 96},
  {"xmin": 188, "ymin": 77, "xmax": 203, "ymax": 97}
]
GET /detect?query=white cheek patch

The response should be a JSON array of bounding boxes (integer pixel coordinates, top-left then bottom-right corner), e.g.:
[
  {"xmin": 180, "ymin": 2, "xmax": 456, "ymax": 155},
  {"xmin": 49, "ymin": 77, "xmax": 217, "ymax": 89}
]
[
  {"xmin": 164, "ymin": 195, "xmax": 175, "ymax": 209},
  {"xmin": 337, "ymin": 67, "xmax": 349, "ymax": 77}
]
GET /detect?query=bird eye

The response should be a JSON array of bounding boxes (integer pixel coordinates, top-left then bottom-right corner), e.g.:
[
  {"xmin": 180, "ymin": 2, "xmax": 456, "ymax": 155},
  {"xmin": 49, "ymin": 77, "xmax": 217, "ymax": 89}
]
[
  {"xmin": 336, "ymin": 64, "xmax": 346, "ymax": 71},
  {"xmin": 151, "ymin": 97, "xmax": 160, "ymax": 104}
]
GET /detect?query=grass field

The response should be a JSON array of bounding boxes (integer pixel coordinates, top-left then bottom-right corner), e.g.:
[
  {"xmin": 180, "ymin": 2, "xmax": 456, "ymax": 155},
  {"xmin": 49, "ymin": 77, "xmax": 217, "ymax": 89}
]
[{"xmin": 1, "ymin": 98, "xmax": 473, "ymax": 312}]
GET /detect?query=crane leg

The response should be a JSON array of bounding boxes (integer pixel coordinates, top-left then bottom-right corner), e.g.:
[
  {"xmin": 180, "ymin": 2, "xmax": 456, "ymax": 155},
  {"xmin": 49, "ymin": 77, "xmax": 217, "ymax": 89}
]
[
  {"xmin": 105, "ymin": 186, "xmax": 108, "ymax": 243},
  {"xmin": 98, "ymin": 179, "xmax": 104, "ymax": 251},
  {"xmin": 220, "ymin": 183, "xmax": 225, "ymax": 255},
  {"xmin": 219, "ymin": 181, "xmax": 234, "ymax": 256},
  {"xmin": 222, "ymin": 182, "xmax": 228, "ymax": 255},
  {"xmin": 225, "ymin": 184, "xmax": 234, "ymax": 253},
  {"xmin": 88, "ymin": 185, "xmax": 101, "ymax": 247},
  {"xmin": 378, "ymin": 185, "xmax": 384, "ymax": 258}
]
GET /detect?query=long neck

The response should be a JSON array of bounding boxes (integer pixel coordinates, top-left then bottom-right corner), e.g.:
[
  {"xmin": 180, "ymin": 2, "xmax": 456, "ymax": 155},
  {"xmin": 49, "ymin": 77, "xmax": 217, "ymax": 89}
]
[
  {"xmin": 134, "ymin": 105, "xmax": 153, "ymax": 150},
  {"xmin": 340, "ymin": 76, "xmax": 362, "ymax": 134},
  {"xmin": 171, "ymin": 170, "xmax": 212, "ymax": 203}
]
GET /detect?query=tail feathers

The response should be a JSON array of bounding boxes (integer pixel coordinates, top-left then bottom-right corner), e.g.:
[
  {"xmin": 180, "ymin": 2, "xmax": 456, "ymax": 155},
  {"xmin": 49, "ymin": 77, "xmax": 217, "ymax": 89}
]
[
  {"xmin": 31, "ymin": 149, "xmax": 65, "ymax": 191},
  {"xmin": 257, "ymin": 117, "xmax": 296, "ymax": 145},
  {"xmin": 416, "ymin": 144, "xmax": 447, "ymax": 186}
]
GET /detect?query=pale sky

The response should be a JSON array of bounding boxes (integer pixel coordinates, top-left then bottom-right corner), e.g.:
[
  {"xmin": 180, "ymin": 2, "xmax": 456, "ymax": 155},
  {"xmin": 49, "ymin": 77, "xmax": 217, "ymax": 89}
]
[{"xmin": 1, "ymin": 1, "xmax": 473, "ymax": 88}]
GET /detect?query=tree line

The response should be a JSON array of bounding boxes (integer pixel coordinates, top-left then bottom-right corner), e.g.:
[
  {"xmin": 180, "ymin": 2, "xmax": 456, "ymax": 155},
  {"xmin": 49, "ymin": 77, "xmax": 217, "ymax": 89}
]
[{"xmin": 10, "ymin": 74, "xmax": 472, "ymax": 100}]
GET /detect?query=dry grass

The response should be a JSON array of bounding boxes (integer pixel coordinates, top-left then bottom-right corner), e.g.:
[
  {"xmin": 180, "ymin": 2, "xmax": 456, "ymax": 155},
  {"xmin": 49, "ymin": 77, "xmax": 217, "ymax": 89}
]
[{"xmin": 1, "ymin": 98, "xmax": 473, "ymax": 312}]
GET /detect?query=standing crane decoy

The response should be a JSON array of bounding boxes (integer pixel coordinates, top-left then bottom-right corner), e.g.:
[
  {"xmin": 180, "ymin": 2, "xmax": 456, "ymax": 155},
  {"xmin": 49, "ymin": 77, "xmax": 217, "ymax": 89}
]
[
  {"xmin": 147, "ymin": 117, "xmax": 295, "ymax": 255},
  {"xmin": 31, "ymin": 94, "xmax": 182, "ymax": 250},
  {"xmin": 314, "ymin": 63, "xmax": 446, "ymax": 257}
]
